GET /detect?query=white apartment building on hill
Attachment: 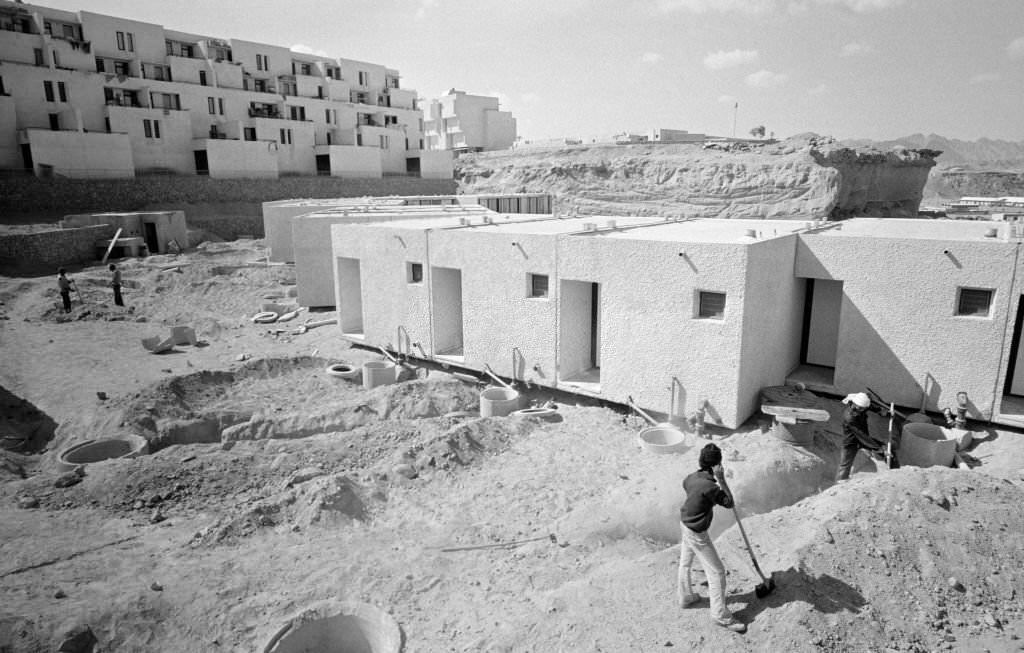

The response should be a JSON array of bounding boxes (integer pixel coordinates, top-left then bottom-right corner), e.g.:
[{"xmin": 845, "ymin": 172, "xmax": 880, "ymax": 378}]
[
  {"xmin": 0, "ymin": 0, "xmax": 453, "ymax": 179},
  {"xmin": 423, "ymin": 89, "xmax": 516, "ymax": 154}
]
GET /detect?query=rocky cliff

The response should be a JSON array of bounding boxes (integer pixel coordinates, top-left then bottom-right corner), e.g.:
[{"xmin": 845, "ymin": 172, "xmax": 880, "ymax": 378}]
[{"xmin": 456, "ymin": 134, "xmax": 939, "ymax": 219}]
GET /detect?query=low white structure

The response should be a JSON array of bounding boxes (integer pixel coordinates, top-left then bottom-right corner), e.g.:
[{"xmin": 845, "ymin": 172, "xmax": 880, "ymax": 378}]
[
  {"xmin": 264, "ymin": 193, "xmax": 554, "ymax": 264},
  {"xmin": 60, "ymin": 210, "xmax": 187, "ymax": 254},
  {"xmin": 423, "ymin": 89, "xmax": 516, "ymax": 153},
  {"xmin": 329, "ymin": 216, "xmax": 1024, "ymax": 430}
]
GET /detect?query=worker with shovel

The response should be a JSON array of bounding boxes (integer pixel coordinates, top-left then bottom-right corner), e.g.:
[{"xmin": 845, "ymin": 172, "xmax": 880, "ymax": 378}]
[
  {"xmin": 835, "ymin": 391, "xmax": 898, "ymax": 482},
  {"xmin": 57, "ymin": 268, "xmax": 72, "ymax": 313},
  {"xmin": 677, "ymin": 443, "xmax": 747, "ymax": 634}
]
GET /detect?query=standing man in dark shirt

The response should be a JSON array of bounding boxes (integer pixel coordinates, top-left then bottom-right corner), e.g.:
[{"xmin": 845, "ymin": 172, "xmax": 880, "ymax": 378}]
[
  {"xmin": 109, "ymin": 263, "xmax": 124, "ymax": 307},
  {"xmin": 57, "ymin": 268, "xmax": 72, "ymax": 313},
  {"xmin": 677, "ymin": 443, "xmax": 746, "ymax": 634},
  {"xmin": 835, "ymin": 391, "xmax": 898, "ymax": 481}
]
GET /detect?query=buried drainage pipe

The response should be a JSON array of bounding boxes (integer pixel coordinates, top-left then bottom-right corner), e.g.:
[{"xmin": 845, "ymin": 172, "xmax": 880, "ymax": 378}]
[{"xmin": 263, "ymin": 602, "xmax": 401, "ymax": 653}]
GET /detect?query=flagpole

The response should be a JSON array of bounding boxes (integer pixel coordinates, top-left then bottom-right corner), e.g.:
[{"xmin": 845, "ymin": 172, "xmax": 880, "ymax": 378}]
[{"xmin": 732, "ymin": 102, "xmax": 738, "ymax": 138}]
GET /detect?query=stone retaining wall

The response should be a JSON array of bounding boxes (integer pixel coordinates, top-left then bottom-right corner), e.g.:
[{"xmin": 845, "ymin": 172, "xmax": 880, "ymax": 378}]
[
  {"xmin": 0, "ymin": 225, "xmax": 116, "ymax": 271},
  {"xmin": 0, "ymin": 176, "xmax": 458, "ymax": 215}
]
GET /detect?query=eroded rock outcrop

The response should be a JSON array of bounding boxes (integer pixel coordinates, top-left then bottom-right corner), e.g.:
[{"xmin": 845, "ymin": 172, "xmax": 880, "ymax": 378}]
[{"xmin": 456, "ymin": 134, "xmax": 939, "ymax": 219}]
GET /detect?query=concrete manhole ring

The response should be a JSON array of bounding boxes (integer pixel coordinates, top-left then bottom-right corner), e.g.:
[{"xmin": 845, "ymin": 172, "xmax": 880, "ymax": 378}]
[
  {"xmin": 637, "ymin": 426, "xmax": 691, "ymax": 454},
  {"xmin": 264, "ymin": 601, "xmax": 402, "ymax": 653},
  {"xmin": 326, "ymin": 363, "xmax": 360, "ymax": 380},
  {"xmin": 511, "ymin": 407, "xmax": 557, "ymax": 419},
  {"xmin": 57, "ymin": 434, "xmax": 150, "ymax": 473},
  {"xmin": 252, "ymin": 311, "xmax": 278, "ymax": 324}
]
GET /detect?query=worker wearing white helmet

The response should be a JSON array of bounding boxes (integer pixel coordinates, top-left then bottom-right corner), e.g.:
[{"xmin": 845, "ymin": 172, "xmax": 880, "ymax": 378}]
[{"xmin": 836, "ymin": 391, "xmax": 899, "ymax": 481}]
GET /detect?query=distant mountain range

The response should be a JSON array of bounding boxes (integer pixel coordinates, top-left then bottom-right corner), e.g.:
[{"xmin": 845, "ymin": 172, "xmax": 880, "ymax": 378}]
[{"xmin": 840, "ymin": 134, "xmax": 1024, "ymax": 170}]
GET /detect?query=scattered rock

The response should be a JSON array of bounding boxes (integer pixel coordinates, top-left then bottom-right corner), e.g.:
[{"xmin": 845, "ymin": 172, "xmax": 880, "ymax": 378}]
[
  {"xmin": 285, "ymin": 467, "xmax": 325, "ymax": 487},
  {"xmin": 57, "ymin": 624, "xmax": 97, "ymax": 653},
  {"xmin": 135, "ymin": 316, "xmax": 148, "ymax": 322},
  {"xmin": 54, "ymin": 472, "xmax": 82, "ymax": 488},
  {"xmin": 236, "ymin": 353, "xmax": 251, "ymax": 361},
  {"xmin": 392, "ymin": 463, "xmax": 417, "ymax": 479},
  {"xmin": 150, "ymin": 508, "xmax": 165, "ymax": 524},
  {"xmin": 17, "ymin": 495, "xmax": 39, "ymax": 509},
  {"xmin": 947, "ymin": 577, "xmax": 965, "ymax": 592},
  {"xmin": 96, "ymin": 391, "xmax": 107, "ymax": 400},
  {"xmin": 150, "ymin": 582, "xmax": 163, "ymax": 591},
  {"xmin": 54, "ymin": 589, "xmax": 66, "ymax": 599}
]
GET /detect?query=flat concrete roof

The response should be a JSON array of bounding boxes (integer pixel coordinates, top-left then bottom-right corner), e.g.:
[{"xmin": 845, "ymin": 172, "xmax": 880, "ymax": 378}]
[
  {"xmin": 815, "ymin": 218, "xmax": 1012, "ymax": 241},
  {"xmin": 336, "ymin": 213, "xmax": 546, "ymax": 231},
  {"xmin": 461, "ymin": 216, "xmax": 660, "ymax": 235},
  {"xmin": 596, "ymin": 218, "xmax": 803, "ymax": 243},
  {"xmin": 305, "ymin": 204, "xmax": 493, "ymax": 220}
]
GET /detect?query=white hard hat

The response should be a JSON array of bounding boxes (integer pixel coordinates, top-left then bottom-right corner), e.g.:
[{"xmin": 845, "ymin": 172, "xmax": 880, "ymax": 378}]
[{"xmin": 843, "ymin": 392, "xmax": 871, "ymax": 408}]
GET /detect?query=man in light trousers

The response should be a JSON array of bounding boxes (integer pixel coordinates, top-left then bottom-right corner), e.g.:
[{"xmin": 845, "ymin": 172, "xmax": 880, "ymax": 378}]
[{"xmin": 677, "ymin": 443, "xmax": 746, "ymax": 634}]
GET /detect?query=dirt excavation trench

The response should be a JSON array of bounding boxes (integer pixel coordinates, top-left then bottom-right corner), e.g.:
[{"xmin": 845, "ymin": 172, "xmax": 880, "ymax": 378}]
[{"xmin": 2, "ymin": 238, "xmax": 1024, "ymax": 652}]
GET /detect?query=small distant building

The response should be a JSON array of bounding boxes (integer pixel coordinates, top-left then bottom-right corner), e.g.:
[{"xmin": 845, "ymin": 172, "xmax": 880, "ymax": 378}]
[
  {"xmin": 423, "ymin": 89, "xmax": 516, "ymax": 153},
  {"xmin": 613, "ymin": 133, "xmax": 647, "ymax": 144},
  {"xmin": 649, "ymin": 128, "xmax": 706, "ymax": 143}
]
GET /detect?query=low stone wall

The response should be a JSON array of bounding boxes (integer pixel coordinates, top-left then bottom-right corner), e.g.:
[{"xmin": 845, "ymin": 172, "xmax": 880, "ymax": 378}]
[
  {"xmin": 0, "ymin": 224, "xmax": 116, "ymax": 271},
  {"xmin": 187, "ymin": 214, "xmax": 266, "ymax": 241},
  {"xmin": 0, "ymin": 176, "xmax": 458, "ymax": 215}
]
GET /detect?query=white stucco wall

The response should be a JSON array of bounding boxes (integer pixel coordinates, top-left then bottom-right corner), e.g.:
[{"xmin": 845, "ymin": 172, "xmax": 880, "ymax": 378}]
[
  {"xmin": 796, "ymin": 227, "xmax": 1018, "ymax": 418},
  {"xmin": 329, "ymin": 145, "xmax": 382, "ymax": 178},
  {"xmin": 735, "ymin": 235, "xmax": 805, "ymax": 425},
  {"xmin": 419, "ymin": 150, "xmax": 454, "ymax": 180},
  {"xmin": 204, "ymin": 138, "xmax": 278, "ymax": 178},
  {"xmin": 25, "ymin": 128, "xmax": 133, "ymax": 178},
  {"xmin": 558, "ymin": 234, "xmax": 750, "ymax": 427}
]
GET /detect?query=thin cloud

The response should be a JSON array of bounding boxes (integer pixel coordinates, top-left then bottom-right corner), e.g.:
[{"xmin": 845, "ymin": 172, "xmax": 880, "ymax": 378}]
[
  {"xmin": 1008, "ymin": 37, "xmax": 1024, "ymax": 59},
  {"xmin": 840, "ymin": 41, "xmax": 873, "ymax": 56},
  {"xmin": 807, "ymin": 83, "xmax": 827, "ymax": 95},
  {"xmin": 291, "ymin": 44, "xmax": 330, "ymax": 58},
  {"xmin": 704, "ymin": 49, "xmax": 759, "ymax": 70},
  {"xmin": 660, "ymin": 0, "xmax": 902, "ymax": 12},
  {"xmin": 641, "ymin": 52, "xmax": 663, "ymax": 64},
  {"xmin": 970, "ymin": 72, "xmax": 1000, "ymax": 84},
  {"xmin": 746, "ymin": 69, "xmax": 788, "ymax": 88},
  {"xmin": 415, "ymin": 0, "xmax": 438, "ymax": 20}
]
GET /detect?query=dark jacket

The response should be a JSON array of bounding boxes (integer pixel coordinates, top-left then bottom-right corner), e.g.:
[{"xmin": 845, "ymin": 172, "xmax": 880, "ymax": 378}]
[
  {"xmin": 843, "ymin": 404, "xmax": 884, "ymax": 451},
  {"xmin": 680, "ymin": 469, "xmax": 733, "ymax": 533}
]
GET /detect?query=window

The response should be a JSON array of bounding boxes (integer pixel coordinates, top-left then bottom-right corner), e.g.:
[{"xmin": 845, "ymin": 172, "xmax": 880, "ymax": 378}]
[
  {"xmin": 208, "ymin": 97, "xmax": 216, "ymax": 114},
  {"xmin": 243, "ymin": 127, "xmax": 256, "ymax": 141},
  {"xmin": 58, "ymin": 81, "xmax": 66, "ymax": 102},
  {"xmin": 0, "ymin": 76, "xmax": 5, "ymax": 95},
  {"xmin": 48, "ymin": 113, "xmax": 60, "ymax": 130},
  {"xmin": 95, "ymin": 57, "xmax": 105, "ymax": 72},
  {"xmin": 182, "ymin": 45, "xmax": 193, "ymax": 58},
  {"xmin": 218, "ymin": 98, "xmax": 224, "ymax": 115},
  {"xmin": 288, "ymin": 105, "xmax": 305, "ymax": 121},
  {"xmin": 116, "ymin": 31, "xmax": 125, "ymax": 50},
  {"xmin": 279, "ymin": 128, "xmax": 292, "ymax": 145},
  {"xmin": 280, "ymin": 81, "xmax": 297, "ymax": 96},
  {"xmin": 384, "ymin": 115, "xmax": 397, "ymax": 126},
  {"xmin": 529, "ymin": 274, "xmax": 549, "ymax": 298},
  {"xmin": 256, "ymin": 54, "xmax": 268, "ymax": 71},
  {"xmin": 166, "ymin": 41, "xmax": 173, "ymax": 56},
  {"xmin": 379, "ymin": 135, "xmax": 389, "ymax": 149},
  {"xmin": 143, "ymin": 119, "xmax": 160, "ymax": 138},
  {"xmin": 113, "ymin": 60, "xmax": 129, "ymax": 76},
  {"xmin": 697, "ymin": 291, "xmax": 726, "ymax": 319},
  {"xmin": 358, "ymin": 70, "xmax": 369, "ymax": 86},
  {"xmin": 127, "ymin": 33, "xmax": 134, "ymax": 52},
  {"xmin": 34, "ymin": 48, "xmax": 44, "ymax": 66},
  {"xmin": 104, "ymin": 117, "xmax": 110, "ymax": 133},
  {"xmin": 52, "ymin": 50, "xmax": 59, "ymax": 67},
  {"xmin": 199, "ymin": 70, "xmax": 207, "ymax": 86},
  {"xmin": 407, "ymin": 262, "xmax": 423, "ymax": 284},
  {"xmin": 43, "ymin": 81, "xmax": 54, "ymax": 102},
  {"xmin": 62, "ymin": 24, "xmax": 75, "ymax": 39},
  {"xmin": 254, "ymin": 79, "xmax": 267, "ymax": 93},
  {"xmin": 956, "ymin": 287, "xmax": 993, "ymax": 317},
  {"xmin": 317, "ymin": 85, "xmax": 323, "ymax": 99},
  {"xmin": 44, "ymin": 21, "xmax": 52, "ymax": 35}
]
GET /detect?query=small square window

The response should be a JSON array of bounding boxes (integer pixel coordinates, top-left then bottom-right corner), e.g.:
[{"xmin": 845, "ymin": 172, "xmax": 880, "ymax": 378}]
[
  {"xmin": 529, "ymin": 274, "xmax": 549, "ymax": 298},
  {"xmin": 407, "ymin": 262, "xmax": 423, "ymax": 283},
  {"xmin": 698, "ymin": 291, "xmax": 726, "ymax": 319},
  {"xmin": 956, "ymin": 287, "xmax": 993, "ymax": 317}
]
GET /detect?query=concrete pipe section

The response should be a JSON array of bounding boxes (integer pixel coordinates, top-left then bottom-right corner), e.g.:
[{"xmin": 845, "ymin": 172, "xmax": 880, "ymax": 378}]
[
  {"xmin": 264, "ymin": 601, "xmax": 402, "ymax": 653},
  {"xmin": 362, "ymin": 361, "xmax": 397, "ymax": 390},
  {"xmin": 901, "ymin": 423, "xmax": 959, "ymax": 467},
  {"xmin": 637, "ymin": 425, "xmax": 692, "ymax": 454},
  {"xmin": 57, "ymin": 434, "xmax": 149, "ymax": 473},
  {"xmin": 326, "ymin": 363, "xmax": 361, "ymax": 381},
  {"xmin": 479, "ymin": 386, "xmax": 520, "ymax": 417}
]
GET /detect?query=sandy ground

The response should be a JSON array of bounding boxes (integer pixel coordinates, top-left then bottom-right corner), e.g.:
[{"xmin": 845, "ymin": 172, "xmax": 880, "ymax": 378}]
[{"xmin": 2, "ymin": 239, "xmax": 1024, "ymax": 653}]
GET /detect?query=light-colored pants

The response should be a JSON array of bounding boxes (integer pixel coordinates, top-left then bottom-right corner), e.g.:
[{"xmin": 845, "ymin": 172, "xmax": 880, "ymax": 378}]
[{"xmin": 678, "ymin": 523, "xmax": 732, "ymax": 624}]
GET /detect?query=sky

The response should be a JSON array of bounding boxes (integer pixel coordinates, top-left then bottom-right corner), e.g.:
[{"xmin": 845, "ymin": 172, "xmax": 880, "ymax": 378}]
[{"xmin": 34, "ymin": 0, "xmax": 1024, "ymax": 142}]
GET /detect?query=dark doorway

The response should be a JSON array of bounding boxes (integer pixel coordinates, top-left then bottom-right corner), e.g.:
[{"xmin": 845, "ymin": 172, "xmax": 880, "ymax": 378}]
[
  {"xmin": 193, "ymin": 150, "xmax": 209, "ymax": 175},
  {"xmin": 590, "ymin": 281, "xmax": 600, "ymax": 369},
  {"xmin": 315, "ymin": 154, "xmax": 330, "ymax": 176},
  {"xmin": 405, "ymin": 157, "xmax": 420, "ymax": 175},
  {"xmin": 1004, "ymin": 295, "xmax": 1024, "ymax": 396},
  {"xmin": 21, "ymin": 144, "xmax": 33, "ymax": 170},
  {"xmin": 143, "ymin": 222, "xmax": 159, "ymax": 254}
]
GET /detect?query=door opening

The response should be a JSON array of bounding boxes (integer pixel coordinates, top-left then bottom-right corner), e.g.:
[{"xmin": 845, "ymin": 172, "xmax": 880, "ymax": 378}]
[
  {"xmin": 560, "ymin": 280, "xmax": 600, "ymax": 389},
  {"xmin": 143, "ymin": 222, "xmax": 159, "ymax": 254},
  {"xmin": 336, "ymin": 257, "xmax": 364, "ymax": 337},
  {"xmin": 431, "ymin": 266, "xmax": 464, "ymax": 360}
]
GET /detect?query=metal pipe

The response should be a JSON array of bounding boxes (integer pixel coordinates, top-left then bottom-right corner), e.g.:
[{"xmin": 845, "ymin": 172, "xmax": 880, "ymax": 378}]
[{"xmin": 483, "ymin": 364, "xmax": 514, "ymax": 391}]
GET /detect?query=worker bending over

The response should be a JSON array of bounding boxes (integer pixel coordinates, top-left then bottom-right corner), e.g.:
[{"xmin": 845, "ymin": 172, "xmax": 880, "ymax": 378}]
[{"xmin": 836, "ymin": 391, "xmax": 900, "ymax": 482}]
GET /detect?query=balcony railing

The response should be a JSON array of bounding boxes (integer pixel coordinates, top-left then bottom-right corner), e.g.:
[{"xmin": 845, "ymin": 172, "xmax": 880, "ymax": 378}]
[
  {"xmin": 105, "ymin": 98, "xmax": 142, "ymax": 108},
  {"xmin": 248, "ymin": 107, "xmax": 281, "ymax": 119}
]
